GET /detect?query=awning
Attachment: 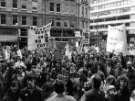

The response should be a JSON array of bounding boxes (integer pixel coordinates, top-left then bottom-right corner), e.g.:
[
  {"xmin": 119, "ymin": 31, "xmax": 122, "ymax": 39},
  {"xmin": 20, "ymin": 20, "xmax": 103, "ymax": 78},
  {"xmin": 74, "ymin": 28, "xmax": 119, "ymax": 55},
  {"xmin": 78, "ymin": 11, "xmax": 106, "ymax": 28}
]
[{"xmin": 0, "ymin": 35, "xmax": 18, "ymax": 42}]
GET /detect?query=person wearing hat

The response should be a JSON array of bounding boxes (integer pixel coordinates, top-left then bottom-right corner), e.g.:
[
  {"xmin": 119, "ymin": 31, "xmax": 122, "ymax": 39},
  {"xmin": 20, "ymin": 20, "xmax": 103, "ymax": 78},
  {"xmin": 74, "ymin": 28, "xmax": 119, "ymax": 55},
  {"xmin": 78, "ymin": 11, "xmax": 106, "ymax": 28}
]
[{"xmin": 105, "ymin": 85, "xmax": 117, "ymax": 101}]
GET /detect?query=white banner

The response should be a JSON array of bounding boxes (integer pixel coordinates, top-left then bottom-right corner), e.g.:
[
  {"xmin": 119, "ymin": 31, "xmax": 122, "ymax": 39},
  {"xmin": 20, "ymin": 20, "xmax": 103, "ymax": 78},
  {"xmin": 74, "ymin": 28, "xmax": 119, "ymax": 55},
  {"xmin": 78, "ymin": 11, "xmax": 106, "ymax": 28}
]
[
  {"xmin": 75, "ymin": 31, "xmax": 81, "ymax": 38},
  {"xmin": 28, "ymin": 26, "xmax": 37, "ymax": 51},
  {"xmin": 106, "ymin": 25, "xmax": 127, "ymax": 55},
  {"xmin": 65, "ymin": 44, "xmax": 72, "ymax": 60},
  {"xmin": 28, "ymin": 22, "xmax": 52, "ymax": 50},
  {"xmin": 128, "ymin": 49, "xmax": 135, "ymax": 55}
]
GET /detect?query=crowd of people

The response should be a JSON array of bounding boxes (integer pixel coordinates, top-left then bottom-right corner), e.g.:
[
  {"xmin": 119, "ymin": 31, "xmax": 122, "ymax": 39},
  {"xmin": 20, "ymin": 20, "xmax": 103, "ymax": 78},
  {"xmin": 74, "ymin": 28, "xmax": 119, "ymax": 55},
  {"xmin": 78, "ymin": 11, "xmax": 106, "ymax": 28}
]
[{"xmin": 0, "ymin": 43, "xmax": 135, "ymax": 101}]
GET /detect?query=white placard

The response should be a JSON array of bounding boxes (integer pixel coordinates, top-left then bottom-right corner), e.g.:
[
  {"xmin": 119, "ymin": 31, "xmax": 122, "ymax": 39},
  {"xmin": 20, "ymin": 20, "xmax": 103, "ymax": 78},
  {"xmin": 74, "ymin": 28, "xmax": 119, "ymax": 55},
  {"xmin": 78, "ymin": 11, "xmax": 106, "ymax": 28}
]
[
  {"xmin": 106, "ymin": 25, "xmax": 127, "ymax": 55},
  {"xmin": 28, "ymin": 22, "xmax": 52, "ymax": 50}
]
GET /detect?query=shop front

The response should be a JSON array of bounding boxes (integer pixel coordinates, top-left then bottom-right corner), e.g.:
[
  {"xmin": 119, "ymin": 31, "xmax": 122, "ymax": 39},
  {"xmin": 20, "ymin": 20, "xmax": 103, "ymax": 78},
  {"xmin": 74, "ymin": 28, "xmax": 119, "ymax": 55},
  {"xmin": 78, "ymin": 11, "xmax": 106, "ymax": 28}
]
[{"xmin": 0, "ymin": 28, "xmax": 18, "ymax": 45}]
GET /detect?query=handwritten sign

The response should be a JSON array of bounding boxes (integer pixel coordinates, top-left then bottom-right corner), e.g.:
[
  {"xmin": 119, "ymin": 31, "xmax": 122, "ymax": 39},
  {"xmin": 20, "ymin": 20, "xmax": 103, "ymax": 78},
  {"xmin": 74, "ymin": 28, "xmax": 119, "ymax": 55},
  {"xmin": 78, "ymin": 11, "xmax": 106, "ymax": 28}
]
[
  {"xmin": 28, "ymin": 22, "xmax": 52, "ymax": 50},
  {"xmin": 106, "ymin": 25, "xmax": 127, "ymax": 55}
]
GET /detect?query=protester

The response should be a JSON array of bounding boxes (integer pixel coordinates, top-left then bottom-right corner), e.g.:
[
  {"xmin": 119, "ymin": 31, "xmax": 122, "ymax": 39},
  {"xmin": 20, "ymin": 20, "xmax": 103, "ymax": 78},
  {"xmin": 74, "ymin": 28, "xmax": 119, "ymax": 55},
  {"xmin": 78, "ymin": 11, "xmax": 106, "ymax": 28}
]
[
  {"xmin": 80, "ymin": 74, "xmax": 105, "ymax": 101},
  {"xmin": 46, "ymin": 80, "xmax": 77, "ymax": 101},
  {"xmin": 0, "ymin": 43, "xmax": 134, "ymax": 101}
]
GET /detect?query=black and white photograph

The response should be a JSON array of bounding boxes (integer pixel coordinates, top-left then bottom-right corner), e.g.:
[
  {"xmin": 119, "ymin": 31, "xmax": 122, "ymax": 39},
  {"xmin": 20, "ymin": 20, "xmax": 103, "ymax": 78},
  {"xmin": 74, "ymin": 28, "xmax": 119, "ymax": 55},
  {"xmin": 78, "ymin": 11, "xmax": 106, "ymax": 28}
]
[{"xmin": 0, "ymin": 0, "xmax": 135, "ymax": 101}]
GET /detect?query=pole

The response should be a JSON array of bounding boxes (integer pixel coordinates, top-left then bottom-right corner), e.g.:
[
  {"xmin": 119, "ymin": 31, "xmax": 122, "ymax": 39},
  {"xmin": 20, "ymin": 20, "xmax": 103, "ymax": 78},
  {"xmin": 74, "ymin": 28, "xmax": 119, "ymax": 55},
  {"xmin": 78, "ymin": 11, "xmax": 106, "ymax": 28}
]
[
  {"xmin": 15, "ymin": 23, "xmax": 20, "ymax": 48},
  {"xmin": 44, "ymin": 0, "xmax": 46, "ymax": 25}
]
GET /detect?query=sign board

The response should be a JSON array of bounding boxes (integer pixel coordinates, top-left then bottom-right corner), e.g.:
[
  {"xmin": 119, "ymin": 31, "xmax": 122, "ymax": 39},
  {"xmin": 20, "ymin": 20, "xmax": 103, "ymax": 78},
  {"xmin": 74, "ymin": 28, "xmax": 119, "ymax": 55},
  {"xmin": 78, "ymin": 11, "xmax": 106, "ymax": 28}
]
[
  {"xmin": 75, "ymin": 31, "xmax": 81, "ymax": 38},
  {"xmin": 65, "ymin": 43, "xmax": 72, "ymax": 60},
  {"xmin": 28, "ymin": 23, "xmax": 52, "ymax": 50},
  {"xmin": 54, "ymin": 50, "xmax": 62, "ymax": 62},
  {"xmin": 83, "ymin": 38, "xmax": 89, "ymax": 44},
  {"xmin": 128, "ymin": 49, "xmax": 135, "ymax": 55},
  {"xmin": 106, "ymin": 25, "xmax": 127, "ymax": 55}
]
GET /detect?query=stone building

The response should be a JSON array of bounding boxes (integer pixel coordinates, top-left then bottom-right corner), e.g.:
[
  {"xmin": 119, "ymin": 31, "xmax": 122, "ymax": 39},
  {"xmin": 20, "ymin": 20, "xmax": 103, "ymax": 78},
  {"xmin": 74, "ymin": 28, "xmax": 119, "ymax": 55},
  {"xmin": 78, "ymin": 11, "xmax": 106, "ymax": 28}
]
[{"xmin": 0, "ymin": 0, "xmax": 90, "ymax": 47}]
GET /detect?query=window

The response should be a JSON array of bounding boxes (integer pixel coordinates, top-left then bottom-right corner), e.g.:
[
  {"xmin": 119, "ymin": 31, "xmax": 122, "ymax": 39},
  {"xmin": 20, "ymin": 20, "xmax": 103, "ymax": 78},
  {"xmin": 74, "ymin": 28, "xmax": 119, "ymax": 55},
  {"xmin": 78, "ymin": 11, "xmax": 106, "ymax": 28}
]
[
  {"xmin": 64, "ymin": 22, "xmax": 68, "ymax": 27},
  {"xmin": 50, "ymin": 19, "xmax": 54, "ymax": 26},
  {"xmin": 70, "ymin": 23, "xmax": 74, "ymax": 28},
  {"xmin": 82, "ymin": 21, "xmax": 84, "ymax": 28},
  {"xmin": 56, "ymin": 21, "xmax": 61, "ymax": 27},
  {"xmin": 52, "ymin": 21, "xmax": 54, "ymax": 26},
  {"xmin": 33, "ymin": 16, "xmax": 37, "ymax": 26},
  {"xmin": 82, "ymin": 6, "xmax": 84, "ymax": 17},
  {"xmin": 13, "ymin": 0, "xmax": 17, "ymax": 8},
  {"xmin": 32, "ymin": 0, "xmax": 38, "ymax": 10},
  {"xmin": 22, "ymin": 16, "xmax": 26, "ymax": 25},
  {"xmin": 13, "ymin": 15, "xmax": 17, "ymax": 25},
  {"xmin": 0, "ymin": 0, "xmax": 6, "ymax": 7},
  {"xmin": 85, "ymin": 7, "xmax": 88, "ymax": 17},
  {"xmin": 22, "ymin": 4, "xmax": 26, "ymax": 9},
  {"xmin": 65, "ymin": 0, "xmax": 75, "ymax": 1},
  {"xmin": 21, "ymin": 28, "xmax": 27, "ymax": 36},
  {"xmin": 125, "ymin": 23, "xmax": 129, "ymax": 26},
  {"xmin": 56, "ymin": 3, "xmax": 61, "ymax": 12},
  {"xmin": 1, "ymin": 14, "xmax": 6, "ymax": 24},
  {"xmin": 50, "ymin": 2, "xmax": 54, "ymax": 11},
  {"xmin": 21, "ymin": 0, "xmax": 27, "ymax": 9}
]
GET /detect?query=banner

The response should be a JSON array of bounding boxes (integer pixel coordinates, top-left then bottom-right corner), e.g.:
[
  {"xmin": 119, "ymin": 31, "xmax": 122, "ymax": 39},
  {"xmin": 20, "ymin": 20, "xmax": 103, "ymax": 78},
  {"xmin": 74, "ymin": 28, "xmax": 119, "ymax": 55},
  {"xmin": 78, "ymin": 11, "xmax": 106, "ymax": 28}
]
[
  {"xmin": 78, "ymin": 40, "xmax": 84, "ymax": 54},
  {"xmin": 128, "ymin": 49, "xmax": 135, "ymax": 55},
  {"xmin": 127, "ymin": 45, "xmax": 135, "ymax": 55},
  {"xmin": 65, "ymin": 43, "xmax": 72, "ymax": 60},
  {"xmin": 4, "ymin": 49, "xmax": 10, "ymax": 60},
  {"xmin": 28, "ymin": 22, "xmax": 52, "ymax": 50},
  {"xmin": 106, "ymin": 25, "xmax": 127, "ymax": 55},
  {"xmin": 75, "ymin": 31, "xmax": 81, "ymax": 38},
  {"xmin": 28, "ymin": 26, "xmax": 37, "ymax": 51},
  {"xmin": 48, "ymin": 38, "xmax": 56, "ymax": 49}
]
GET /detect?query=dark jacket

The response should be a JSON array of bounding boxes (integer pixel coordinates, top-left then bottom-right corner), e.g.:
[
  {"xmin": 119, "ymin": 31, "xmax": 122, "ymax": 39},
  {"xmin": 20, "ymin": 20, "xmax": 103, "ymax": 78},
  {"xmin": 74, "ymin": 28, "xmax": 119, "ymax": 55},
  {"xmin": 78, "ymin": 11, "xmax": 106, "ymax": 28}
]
[{"xmin": 84, "ymin": 88, "xmax": 105, "ymax": 101}]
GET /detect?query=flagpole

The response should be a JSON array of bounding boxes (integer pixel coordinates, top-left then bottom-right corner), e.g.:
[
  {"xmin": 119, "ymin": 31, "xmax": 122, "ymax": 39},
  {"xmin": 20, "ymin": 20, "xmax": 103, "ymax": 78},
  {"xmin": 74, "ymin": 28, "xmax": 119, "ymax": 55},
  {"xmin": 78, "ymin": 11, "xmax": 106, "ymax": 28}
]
[
  {"xmin": 18, "ymin": 28, "xmax": 20, "ymax": 49},
  {"xmin": 15, "ymin": 23, "xmax": 20, "ymax": 48}
]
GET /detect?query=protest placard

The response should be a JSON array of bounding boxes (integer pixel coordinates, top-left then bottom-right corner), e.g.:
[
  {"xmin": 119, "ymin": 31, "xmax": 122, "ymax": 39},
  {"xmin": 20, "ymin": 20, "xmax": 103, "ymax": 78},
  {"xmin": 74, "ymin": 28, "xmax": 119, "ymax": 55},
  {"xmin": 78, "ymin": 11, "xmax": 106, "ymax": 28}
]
[
  {"xmin": 28, "ymin": 22, "xmax": 52, "ymax": 50},
  {"xmin": 106, "ymin": 25, "xmax": 127, "ymax": 55}
]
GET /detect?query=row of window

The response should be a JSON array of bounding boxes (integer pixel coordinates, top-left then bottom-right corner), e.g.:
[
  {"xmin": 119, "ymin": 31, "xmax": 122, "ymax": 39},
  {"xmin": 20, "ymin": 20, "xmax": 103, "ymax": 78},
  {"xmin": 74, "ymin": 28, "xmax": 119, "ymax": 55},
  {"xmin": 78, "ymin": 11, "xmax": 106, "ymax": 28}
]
[
  {"xmin": 81, "ymin": 0, "xmax": 89, "ymax": 5},
  {"xmin": 90, "ymin": 15, "xmax": 130, "ymax": 23},
  {"xmin": 65, "ymin": 0, "xmax": 75, "ymax": 2},
  {"xmin": 91, "ymin": 0, "xmax": 130, "ymax": 11},
  {"xmin": 50, "ymin": 2, "xmax": 61, "ymax": 12},
  {"xmin": 0, "ymin": 14, "xmax": 77, "ymax": 28},
  {"xmin": 0, "ymin": 14, "xmax": 37, "ymax": 25},
  {"xmin": 90, "ymin": 23, "xmax": 129, "ymax": 29},
  {"xmin": 0, "ymin": 0, "xmax": 38, "ymax": 10},
  {"xmin": 51, "ymin": 20, "xmax": 75, "ymax": 28},
  {"xmin": 91, "ymin": 0, "xmax": 129, "ymax": 5},
  {"xmin": 91, "ymin": 7, "xmax": 130, "ymax": 17},
  {"xmin": 52, "ymin": 20, "xmax": 88, "ymax": 29},
  {"xmin": 81, "ymin": 6, "xmax": 88, "ymax": 17}
]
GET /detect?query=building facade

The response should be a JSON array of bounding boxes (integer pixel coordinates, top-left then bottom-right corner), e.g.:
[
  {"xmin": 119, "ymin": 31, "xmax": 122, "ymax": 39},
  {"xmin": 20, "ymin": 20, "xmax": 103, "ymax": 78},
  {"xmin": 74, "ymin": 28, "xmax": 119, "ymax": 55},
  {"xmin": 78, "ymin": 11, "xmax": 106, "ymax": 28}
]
[
  {"xmin": 0, "ymin": 0, "xmax": 90, "ymax": 47},
  {"xmin": 89, "ymin": 0, "xmax": 135, "ymax": 44}
]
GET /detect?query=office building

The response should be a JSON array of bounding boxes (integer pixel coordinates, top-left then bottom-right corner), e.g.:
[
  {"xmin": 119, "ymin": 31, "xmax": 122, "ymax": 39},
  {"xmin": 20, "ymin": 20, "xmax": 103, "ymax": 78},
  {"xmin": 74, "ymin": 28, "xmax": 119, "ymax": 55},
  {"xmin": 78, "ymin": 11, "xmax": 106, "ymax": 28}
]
[{"xmin": 89, "ymin": 0, "xmax": 135, "ymax": 43}]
